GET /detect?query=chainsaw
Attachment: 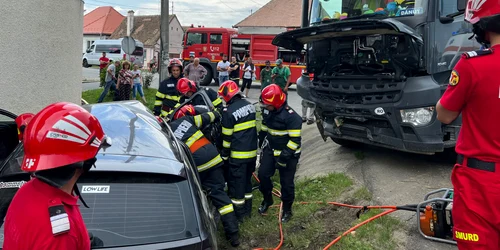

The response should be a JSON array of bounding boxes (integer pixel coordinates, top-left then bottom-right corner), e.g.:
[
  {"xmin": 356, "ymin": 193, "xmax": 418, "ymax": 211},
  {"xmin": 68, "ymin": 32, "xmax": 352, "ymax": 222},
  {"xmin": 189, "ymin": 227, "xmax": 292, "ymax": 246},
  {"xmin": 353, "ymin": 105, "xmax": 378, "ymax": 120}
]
[{"xmin": 417, "ymin": 188, "xmax": 456, "ymax": 245}]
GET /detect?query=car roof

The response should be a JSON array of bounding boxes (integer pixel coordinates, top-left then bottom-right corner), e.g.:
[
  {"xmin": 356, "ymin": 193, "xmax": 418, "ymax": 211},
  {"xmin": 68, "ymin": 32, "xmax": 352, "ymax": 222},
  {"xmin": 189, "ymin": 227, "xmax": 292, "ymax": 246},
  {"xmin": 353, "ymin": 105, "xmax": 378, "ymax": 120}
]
[
  {"xmin": 94, "ymin": 39, "xmax": 144, "ymax": 46},
  {"xmin": 83, "ymin": 101, "xmax": 186, "ymax": 173}
]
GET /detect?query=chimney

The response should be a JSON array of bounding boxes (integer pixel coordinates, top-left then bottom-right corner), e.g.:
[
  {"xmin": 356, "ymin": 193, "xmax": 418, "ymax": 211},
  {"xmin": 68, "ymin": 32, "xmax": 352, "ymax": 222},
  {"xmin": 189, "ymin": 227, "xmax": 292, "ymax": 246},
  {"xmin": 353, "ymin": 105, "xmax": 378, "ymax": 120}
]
[{"xmin": 127, "ymin": 10, "xmax": 135, "ymax": 36}]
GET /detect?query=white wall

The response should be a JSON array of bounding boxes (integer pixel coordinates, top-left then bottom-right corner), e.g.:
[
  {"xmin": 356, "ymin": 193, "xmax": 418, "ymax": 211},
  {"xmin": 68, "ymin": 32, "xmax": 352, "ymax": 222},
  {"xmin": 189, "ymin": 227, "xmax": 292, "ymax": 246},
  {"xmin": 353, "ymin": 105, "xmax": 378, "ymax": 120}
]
[
  {"xmin": 83, "ymin": 34, "xmax": 108, "ymax": 54},
  {"xmin": 169, "ymin": 17, "xmax": 184, "ymax": 55},
  {"xmin": 0, "ymin": 0, "xmax": 84, "ymax": 114}
]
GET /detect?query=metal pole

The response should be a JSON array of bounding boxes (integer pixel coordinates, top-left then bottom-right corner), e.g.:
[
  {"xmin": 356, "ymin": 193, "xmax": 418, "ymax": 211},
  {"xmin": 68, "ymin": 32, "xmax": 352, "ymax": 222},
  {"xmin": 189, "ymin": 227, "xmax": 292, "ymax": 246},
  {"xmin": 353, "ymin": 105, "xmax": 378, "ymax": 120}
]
[
  {"xmin": 160, "ymin": 0, "xmax": 170, "ymax": 82},
  {"xmin": 301, "ymin": 0, "xmax": 309, "ymax": 28}
]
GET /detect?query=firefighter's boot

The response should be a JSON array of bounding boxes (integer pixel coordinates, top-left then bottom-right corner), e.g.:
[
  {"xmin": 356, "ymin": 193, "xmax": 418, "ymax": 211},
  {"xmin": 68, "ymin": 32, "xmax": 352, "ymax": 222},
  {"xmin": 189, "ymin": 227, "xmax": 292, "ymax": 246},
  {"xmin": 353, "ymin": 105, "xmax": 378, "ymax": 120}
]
[
  {"xmin": 258, "ymin": 195, "xmax": 273, "ymax": 215},
  {"xmin": 281, "ymin": 201, "xmax": 293, "ymax": 223},
  {"xmin": 244, "ymin": 198, "xmax": 253, "ymax": 218},
  {"xmin": 227, "ymin": 232, "xmax": 240, "ymax": 247},
  {"xmin": 234, "ymin": 205, "xmax": 246, "ymax": 223}
]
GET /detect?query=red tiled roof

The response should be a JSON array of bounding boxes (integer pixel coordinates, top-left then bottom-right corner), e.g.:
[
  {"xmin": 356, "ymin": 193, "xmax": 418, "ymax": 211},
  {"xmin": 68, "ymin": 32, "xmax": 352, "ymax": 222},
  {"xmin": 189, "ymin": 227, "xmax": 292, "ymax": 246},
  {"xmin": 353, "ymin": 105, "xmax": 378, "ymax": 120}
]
[
  {"xmin": 234, "ymin": 0, "xmax": 308, "ymax": 28},
  {"xmin": 84, "ymin": 6, "xmax": 125, "ymax": 35}
]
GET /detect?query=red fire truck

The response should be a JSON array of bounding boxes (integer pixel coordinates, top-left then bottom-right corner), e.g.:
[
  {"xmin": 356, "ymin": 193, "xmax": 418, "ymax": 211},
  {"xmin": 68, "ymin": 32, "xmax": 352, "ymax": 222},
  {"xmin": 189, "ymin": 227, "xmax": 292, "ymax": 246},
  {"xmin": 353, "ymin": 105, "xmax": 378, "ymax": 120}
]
[{"xmin": 182, "ymin": 26, "xmax": 306, "ymax": 86}]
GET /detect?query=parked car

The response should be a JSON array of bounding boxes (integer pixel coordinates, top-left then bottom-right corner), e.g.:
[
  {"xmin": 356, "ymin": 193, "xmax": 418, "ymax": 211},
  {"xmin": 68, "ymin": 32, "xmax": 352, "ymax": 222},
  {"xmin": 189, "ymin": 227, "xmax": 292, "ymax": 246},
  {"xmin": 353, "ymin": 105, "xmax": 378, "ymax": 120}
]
[
  {"xmin": 83, "ymin": 39, "xmax": 145, "ymax": 68},
  {"xmin": 0, "ymin": 101, "xmax": 218, "ymax": 249}
]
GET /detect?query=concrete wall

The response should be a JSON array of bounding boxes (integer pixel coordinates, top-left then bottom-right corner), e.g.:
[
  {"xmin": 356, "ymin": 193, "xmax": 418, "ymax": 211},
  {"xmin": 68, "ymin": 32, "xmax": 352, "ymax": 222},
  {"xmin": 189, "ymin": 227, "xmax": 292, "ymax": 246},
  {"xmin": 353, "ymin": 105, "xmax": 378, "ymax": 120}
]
[{"xmin": 0, "ymin": 0, "xmax": 84, "ymax": 114}]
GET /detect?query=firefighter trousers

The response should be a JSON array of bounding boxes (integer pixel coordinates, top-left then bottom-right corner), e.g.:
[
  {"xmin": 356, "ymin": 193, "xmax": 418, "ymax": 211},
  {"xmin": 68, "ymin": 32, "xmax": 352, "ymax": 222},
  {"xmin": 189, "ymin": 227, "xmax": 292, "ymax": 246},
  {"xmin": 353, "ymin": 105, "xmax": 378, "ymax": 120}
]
[
  {"xmin": 227, "ymin": 161, "xmax": 256, "ymax": 220},
  {"xmin": 199, "ymin": 167, "xmax": 239, "ymax": 235},
  {"xmin": 258, "ymin": 147, "xmax": 298, "ymax": 212},
  {"xmin": 451, "ymin": 161, "xmax": 500, "ymax": 250}
]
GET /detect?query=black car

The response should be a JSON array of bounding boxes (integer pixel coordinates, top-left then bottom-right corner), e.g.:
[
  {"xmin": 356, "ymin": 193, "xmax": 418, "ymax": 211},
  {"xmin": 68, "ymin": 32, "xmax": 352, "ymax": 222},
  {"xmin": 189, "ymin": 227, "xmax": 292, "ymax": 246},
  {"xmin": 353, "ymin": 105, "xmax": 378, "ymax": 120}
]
[{"xmin": 0, "ymin": 101, "xmax": 218, "ymax": 249}]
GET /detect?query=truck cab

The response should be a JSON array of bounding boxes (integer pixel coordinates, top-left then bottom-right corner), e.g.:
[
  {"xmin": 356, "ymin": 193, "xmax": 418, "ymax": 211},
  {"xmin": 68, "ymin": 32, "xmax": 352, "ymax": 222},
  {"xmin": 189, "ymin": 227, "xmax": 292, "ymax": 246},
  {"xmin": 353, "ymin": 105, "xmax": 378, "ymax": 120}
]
[{"xmin": 273, "ymin": 0, "xmax": 478, "ymax": 154}]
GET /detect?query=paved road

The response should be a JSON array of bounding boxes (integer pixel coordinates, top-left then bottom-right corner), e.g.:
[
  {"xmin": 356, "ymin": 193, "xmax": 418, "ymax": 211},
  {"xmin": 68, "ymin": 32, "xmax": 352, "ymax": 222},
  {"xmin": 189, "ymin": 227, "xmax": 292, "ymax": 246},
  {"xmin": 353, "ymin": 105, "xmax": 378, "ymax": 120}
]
[
  {"xmin": 82, "ymin": 78, "xmax": 456, "ymax": 250},
  {"xmin": 82, "ymin": 67, "xmax": 99, "ymax": 80}
]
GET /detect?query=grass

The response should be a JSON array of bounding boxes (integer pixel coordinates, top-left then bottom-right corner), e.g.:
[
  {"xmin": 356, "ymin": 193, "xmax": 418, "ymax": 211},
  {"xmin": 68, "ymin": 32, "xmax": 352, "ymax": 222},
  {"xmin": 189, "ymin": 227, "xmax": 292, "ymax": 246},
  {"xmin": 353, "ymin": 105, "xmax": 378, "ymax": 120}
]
[
  {"xmin": 81, "ymin": 87, "xmax": 158, "ymax": 111},
  {"xmin": 218, "ymin": 173, "xmax": 401, "ymax": 250}
]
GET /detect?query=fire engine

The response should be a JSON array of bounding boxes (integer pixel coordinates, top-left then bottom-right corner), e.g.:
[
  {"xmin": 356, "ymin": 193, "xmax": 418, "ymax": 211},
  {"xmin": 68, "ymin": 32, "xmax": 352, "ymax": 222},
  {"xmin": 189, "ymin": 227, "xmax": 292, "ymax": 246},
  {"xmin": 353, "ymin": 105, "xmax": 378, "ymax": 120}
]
[{"xmin": 182, "ymin": 26, "xmax": 306, "ymax": 86}]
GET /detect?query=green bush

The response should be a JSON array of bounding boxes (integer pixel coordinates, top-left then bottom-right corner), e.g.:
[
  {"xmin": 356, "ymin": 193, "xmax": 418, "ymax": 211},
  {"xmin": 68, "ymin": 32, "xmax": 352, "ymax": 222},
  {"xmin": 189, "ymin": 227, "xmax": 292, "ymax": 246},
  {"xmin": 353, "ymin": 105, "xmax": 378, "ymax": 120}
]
[
  {"xmin": 99, "ymin": 68, "xmax": 106, "ymax": 87},
  {"xmin": 142, "ymin": 71, "xmax": 154, "ymax": 89}
]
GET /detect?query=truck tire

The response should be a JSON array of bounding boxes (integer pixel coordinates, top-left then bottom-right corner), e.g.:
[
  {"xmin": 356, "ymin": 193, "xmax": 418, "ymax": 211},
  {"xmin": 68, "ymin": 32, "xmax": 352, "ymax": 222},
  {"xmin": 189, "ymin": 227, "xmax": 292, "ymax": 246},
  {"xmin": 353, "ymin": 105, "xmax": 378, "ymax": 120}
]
[
  {"xmin": 199, "ymin": 64, "xmax": 213, "ymax": 86},
  {"xmin": 82, "ymin": 59, "xmax": 89, "ymax": 68},
  {"xmin": 331, "ymin": 138, "xmax": 362, "ymax": 148}
]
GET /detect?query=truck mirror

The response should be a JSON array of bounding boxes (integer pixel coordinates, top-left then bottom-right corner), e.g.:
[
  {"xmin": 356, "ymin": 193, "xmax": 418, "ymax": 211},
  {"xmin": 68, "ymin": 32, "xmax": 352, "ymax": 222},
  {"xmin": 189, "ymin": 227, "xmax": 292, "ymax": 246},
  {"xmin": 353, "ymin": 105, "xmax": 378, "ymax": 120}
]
[
  {"xmin": 439, "ymin": 16, "xmax": 454, "ymax": 24},
  {"xmin": 457, "ymin": 0, "xmax": 466, "ymax": 11}
]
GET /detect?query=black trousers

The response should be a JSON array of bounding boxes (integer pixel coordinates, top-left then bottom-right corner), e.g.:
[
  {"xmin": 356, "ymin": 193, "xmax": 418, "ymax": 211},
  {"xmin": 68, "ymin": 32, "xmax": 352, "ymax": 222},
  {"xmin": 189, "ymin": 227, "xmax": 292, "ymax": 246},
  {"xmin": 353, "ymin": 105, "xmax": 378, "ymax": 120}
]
[
  {"xmin": 227, "ymin": 160, "xmax": 256, "ymax": 218},
  {"xmin": 258, "ymin": 147, "xmax": 298, "ymax": 212},
  {"xmin": 199, "ymin": 167, "xmax": 238, "ymax": 234}
]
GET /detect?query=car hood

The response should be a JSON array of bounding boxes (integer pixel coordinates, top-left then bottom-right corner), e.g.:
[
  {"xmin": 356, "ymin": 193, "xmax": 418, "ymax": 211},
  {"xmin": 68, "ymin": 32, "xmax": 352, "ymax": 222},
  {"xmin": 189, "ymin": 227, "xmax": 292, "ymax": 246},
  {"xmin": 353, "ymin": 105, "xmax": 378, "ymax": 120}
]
[{"xmin": 272, "ymin": 18, "xmax": 423, "ymax": 50}]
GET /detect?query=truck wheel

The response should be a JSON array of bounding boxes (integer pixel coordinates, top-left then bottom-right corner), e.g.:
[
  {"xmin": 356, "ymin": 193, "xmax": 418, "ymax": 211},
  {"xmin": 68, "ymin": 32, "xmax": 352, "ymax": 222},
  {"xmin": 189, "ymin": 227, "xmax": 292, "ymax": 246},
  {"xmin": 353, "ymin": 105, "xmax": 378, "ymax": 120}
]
[
  {"xmin": 199, "ymin": 64, "xmax": 213, "ymax": 86},
  {"xmin": 331, "ymin": 138, "xmax": 362, "ymax": 148},
  {"xmin": 82, "ymin": 59, "xmax": 89, "ymax": 68}
]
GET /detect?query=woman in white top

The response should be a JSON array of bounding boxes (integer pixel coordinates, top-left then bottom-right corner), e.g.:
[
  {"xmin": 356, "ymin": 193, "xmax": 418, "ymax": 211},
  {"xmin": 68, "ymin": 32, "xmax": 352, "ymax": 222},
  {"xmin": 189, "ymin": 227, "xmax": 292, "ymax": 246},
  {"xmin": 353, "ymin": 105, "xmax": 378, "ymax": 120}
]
[
  {"xmin": 132, "ymin": 64, "xmax": 148, "ymax": 104},
  {"xmin": 241, "ymin": 57, "xmax": 255, "ymax": 98}
]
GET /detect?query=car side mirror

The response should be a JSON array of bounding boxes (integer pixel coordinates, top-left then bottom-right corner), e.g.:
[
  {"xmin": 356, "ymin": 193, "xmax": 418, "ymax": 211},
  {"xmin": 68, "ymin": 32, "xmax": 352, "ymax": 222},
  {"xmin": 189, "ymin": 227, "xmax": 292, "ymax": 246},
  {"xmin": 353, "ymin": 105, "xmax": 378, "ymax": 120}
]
[
  {"xmin": 439, "ymin": 16, "xmax": 455, "ymax": 24},
  {"xmin": 457, "ymin": 0, "xmax": 466, "ymax": 11}
]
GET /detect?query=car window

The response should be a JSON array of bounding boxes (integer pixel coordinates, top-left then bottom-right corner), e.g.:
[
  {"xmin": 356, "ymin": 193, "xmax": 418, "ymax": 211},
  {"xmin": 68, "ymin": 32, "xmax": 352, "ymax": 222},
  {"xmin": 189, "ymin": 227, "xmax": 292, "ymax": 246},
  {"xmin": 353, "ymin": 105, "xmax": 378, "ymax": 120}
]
[
  {"xmin": 0, "ymin": 110, "xmax": 16, "ymax": 122},
  {"xmin": 0, "ymin": 172, "xmax": 199, "ymax": 248}
]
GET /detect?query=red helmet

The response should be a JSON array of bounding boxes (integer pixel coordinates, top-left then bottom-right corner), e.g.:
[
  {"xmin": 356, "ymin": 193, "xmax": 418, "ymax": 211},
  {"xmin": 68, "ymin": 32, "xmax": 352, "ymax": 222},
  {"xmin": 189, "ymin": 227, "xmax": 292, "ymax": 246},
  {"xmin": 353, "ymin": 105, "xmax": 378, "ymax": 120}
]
[
  {"xmin": 177, "ymin": 77, "xmax": 197, "ymax": 95},
  {"xmin": 218, "ymin": 80, "xmax": 241, "ymax": 102},
  {"xmin": 22, "ymin": 102, "xmax": 105, "ymax": 172},
  {"xmin": 168, "ymin": 58, "xmax": 183, "ymax": 72},
  {"xmin": 465, "ymin": 0, "xmax": 500, "ymax": 24},
  {"xmin": 260, "ymin": 84, "xmax": 286, "ymax": 109},
  {"xmin": 15, "ymin": 113, "xmax": 35, "ymax": 141},
  {"xmin": 173, "ymin": 104, "xmax": 196, "ymax": 120}
]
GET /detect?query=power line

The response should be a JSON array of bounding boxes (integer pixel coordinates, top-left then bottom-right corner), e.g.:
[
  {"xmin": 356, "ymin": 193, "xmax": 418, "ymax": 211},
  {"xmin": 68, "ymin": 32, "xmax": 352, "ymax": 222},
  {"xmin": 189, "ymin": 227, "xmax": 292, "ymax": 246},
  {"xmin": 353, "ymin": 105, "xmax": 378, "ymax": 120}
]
[
  {"xmin": 84, "ymin": 2, "xmax": 249, "ymax": 13},
  {"xmin": 219, "ymin": 0, "xmax": 238, "ymax": 11}
]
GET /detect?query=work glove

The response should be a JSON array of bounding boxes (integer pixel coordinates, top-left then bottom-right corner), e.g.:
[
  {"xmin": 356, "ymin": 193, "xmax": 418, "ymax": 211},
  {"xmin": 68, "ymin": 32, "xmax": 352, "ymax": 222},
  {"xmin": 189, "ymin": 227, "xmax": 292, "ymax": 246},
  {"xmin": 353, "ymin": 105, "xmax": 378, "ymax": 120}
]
[{"xmin": 221, "ymin": 148, "xmax": 230, "ymax": 161}]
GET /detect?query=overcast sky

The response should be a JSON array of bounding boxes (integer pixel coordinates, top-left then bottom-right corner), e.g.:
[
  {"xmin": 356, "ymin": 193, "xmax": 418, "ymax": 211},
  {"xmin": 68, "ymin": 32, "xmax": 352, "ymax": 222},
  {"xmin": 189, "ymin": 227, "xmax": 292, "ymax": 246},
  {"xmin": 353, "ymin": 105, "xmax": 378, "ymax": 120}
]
[{"xmin": 84, "ymin": 0, "xmax": 271, "ymax": 27}]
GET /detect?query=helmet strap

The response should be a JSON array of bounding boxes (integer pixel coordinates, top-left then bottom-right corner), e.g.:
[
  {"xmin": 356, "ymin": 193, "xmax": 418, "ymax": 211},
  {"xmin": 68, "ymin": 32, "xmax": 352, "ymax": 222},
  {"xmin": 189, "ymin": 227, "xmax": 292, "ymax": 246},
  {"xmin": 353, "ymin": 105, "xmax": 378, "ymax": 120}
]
[{"xmin": 73, "ymin": 184, "xmax": 90, "ymax": 208}]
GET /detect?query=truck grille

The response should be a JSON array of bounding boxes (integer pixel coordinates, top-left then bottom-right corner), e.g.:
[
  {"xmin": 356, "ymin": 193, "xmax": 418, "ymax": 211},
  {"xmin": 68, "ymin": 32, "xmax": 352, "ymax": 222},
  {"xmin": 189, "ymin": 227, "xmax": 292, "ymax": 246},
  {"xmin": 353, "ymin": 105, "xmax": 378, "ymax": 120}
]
[{"xmin": 311, "ymin": 80, "xmax": 404, "ymax": 105}]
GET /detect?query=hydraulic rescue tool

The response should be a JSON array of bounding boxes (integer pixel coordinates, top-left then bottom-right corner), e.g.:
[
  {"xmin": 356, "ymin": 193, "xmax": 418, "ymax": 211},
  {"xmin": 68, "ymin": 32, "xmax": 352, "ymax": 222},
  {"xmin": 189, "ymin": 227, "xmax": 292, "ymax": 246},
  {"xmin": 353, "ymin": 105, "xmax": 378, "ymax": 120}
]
[{"xmin": 417, "ymin": 188, "xmax": 455, "ymax": 245}]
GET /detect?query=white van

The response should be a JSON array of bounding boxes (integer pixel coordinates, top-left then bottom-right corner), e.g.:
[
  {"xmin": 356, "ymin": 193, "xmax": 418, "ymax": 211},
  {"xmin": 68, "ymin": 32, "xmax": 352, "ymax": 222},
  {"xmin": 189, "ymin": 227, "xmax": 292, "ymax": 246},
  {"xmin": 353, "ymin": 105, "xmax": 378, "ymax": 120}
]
[{"xmin": 82, "ymin": 39, "xmax": 144, "ymax": 68}]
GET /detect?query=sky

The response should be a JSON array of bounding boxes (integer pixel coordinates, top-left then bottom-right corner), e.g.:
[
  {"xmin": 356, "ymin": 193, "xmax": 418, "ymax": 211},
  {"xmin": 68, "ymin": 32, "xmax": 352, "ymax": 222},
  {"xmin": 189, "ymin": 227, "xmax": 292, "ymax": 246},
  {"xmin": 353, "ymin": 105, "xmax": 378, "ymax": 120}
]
[{"xmin": 84, "ymin": 0, "xmax": 271, "ymax": 28}]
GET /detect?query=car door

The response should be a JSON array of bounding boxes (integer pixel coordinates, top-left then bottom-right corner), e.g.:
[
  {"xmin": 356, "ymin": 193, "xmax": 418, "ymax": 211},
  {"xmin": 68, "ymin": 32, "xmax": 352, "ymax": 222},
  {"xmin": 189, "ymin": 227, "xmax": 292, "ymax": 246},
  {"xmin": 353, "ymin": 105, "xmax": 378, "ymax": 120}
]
[{"xmin": 0, "ymin": 109, "xmax": 18, "ymax": 166}]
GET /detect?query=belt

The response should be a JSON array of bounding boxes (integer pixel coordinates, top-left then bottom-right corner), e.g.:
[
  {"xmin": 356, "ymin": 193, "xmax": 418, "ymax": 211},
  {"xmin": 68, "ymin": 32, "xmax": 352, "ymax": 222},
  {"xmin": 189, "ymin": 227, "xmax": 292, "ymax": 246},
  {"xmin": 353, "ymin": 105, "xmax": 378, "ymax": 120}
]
[
  {"xmin": 457, "ymin": 154, "xmax": 496, "ymax": 173},
  {"xmin": 190, "ymin": 137, "xmax": 211, "ymax": 153}
]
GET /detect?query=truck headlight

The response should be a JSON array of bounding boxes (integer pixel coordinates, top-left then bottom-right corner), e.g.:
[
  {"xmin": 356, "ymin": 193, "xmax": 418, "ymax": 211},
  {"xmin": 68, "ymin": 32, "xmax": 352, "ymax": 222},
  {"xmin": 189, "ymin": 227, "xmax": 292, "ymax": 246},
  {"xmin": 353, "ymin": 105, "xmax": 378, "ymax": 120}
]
[{"xmin": 400, "ymin": 107, "xmax": 434, "ymax": 127}]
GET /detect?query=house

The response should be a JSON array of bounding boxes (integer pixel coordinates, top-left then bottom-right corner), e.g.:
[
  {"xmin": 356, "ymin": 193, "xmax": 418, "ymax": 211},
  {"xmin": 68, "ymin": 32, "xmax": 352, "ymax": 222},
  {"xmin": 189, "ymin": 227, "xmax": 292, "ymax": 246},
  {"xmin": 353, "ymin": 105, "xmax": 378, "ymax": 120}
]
[
  {"xmin": 110, "ymin": 12, "xmax": 184, "ymax": 67},
  {"xmin": 233, "ymin": 0, "xmax": 305, "ymax": 34},
  {"xmin": 83, "ymin": 6, "xmax": 125, "ymax": 54}
]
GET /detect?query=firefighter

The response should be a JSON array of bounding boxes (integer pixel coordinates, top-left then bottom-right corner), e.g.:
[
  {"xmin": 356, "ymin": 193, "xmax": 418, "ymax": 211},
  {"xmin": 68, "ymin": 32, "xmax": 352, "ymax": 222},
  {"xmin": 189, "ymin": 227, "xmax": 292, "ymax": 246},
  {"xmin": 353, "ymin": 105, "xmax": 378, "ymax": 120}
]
[
  {"xmin": 154, "ymin": 58, "xmax": 183, "ymax": 117},
  {"xmin": 218, "ymin": 80, "xmax": 258, "ymax": 221},
  {"xmin": 169, "ymin": 105, "xmax": 240, "ymax": 247},
  {"xmin": 3, "ymin": 102, "xmax": 107, "ymax": 249},
  {"xmin": 177, "ymin": 77, "xmax": 223, "ymax": 109},
  {"xmin": 257, "ymin": 84, "xmax": 302, "ymax": 222},
  {"xmin": 436, "ymin": 1, "xmax": 500, "ymax": 249}
]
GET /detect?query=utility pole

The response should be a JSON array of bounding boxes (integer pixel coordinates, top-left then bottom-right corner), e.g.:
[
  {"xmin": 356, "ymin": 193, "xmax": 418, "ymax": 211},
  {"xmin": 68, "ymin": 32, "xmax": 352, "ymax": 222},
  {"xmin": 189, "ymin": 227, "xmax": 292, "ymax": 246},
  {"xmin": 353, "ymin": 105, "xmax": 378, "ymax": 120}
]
[{"xmin": 160, "ymin": 0, "xmax": 170, "ymax": 83}]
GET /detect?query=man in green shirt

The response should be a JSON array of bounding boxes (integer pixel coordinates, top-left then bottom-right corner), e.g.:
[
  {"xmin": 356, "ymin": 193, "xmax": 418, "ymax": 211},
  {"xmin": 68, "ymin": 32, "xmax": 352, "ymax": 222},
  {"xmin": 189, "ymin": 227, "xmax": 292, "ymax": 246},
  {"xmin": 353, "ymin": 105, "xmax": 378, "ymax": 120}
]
[
  {"xmin": 271, "ymin": 59, "xmax": 291, "ymax": 92},
  {"xmin": 260, "ymin": 60, "xmax": 273, "ymax": 91}
]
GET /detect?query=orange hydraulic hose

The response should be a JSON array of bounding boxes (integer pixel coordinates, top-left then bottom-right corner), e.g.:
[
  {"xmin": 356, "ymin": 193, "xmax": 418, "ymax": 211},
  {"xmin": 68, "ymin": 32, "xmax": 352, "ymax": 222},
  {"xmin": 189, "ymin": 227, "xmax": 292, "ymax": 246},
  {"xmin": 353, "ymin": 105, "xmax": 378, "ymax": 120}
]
[
  {"xmin": 274, "ymin": 202, "xmax": 284, "ymax": 250},
  {"xmin": 322, "ymin": 209, "xmax": 397, "ymax": 250}
]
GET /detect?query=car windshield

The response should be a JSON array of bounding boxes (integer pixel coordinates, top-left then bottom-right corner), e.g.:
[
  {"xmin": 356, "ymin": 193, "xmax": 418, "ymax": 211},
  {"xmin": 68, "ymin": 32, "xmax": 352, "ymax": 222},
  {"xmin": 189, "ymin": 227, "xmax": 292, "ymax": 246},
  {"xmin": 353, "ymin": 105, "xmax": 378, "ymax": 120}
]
[{"xmin": 310, "ymin": 0, "xmax": 427, "ymax": 25}]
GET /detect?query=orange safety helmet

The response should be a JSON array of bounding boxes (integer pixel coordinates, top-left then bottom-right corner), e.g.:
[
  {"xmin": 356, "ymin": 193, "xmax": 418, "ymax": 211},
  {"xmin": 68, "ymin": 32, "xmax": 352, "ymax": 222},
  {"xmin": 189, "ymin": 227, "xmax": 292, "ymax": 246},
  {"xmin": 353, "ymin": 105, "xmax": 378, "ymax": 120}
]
[
  {"xmin": 173, "ymin": 104, "xmax": 196, "ymax": 120},
  {"xmin": 15, "ymin": 113, "xmax": 35, "ymax": 141},
  {"xmin": 260, "ymin": 84, "xmax": 286, "ymax": 109},
  {"xmin": 21, "ymin": 102, "xmax": 106, "ymax": 172},
  {"xmin": 177, "ymin": 77, "xmax": 198, "ymax": 95},
  {"xmin": 168, "ymin": 58, "xmax": 183, "ymax": 73},
  {"xmin": 218, "ymin": 80, "xmax": 241, "ymax": 103}
]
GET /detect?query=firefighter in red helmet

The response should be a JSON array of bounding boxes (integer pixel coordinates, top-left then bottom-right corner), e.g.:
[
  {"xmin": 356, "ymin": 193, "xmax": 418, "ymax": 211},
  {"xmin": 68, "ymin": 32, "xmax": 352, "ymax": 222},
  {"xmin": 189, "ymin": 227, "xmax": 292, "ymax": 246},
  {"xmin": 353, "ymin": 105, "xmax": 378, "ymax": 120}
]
[
  {"xmin": 257, "ymin": 84, "xmax": 302, "ymax": 222},
  {"xmin": 218, "ymin": 80, "xmax": 258, "ymax": 221},
  {"xmin": 436, "ymin": 1, "xmax": 500, "ymax": 249},
  {"xmin": 4, "ymin": 102, "xmax": 107, "ymax": 250},
  {"xmin": 169, "ymin": 105, "xmax": 240, "ymax": 247},
  {"xmin": 177, "ymin": 77, "xmax": 223, "ymax": 110},
  {"xmin": 154, "ymin": 58, "xmax": 184, "ymax": 117}
]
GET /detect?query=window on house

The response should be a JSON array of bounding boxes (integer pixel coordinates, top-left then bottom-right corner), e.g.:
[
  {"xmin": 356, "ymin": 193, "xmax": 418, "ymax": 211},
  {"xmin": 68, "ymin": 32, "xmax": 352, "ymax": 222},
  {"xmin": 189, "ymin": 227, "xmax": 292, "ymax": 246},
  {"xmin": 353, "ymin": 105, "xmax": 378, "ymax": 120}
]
[
  {"xmin": 210, "ymin": 34, "xmax": 223, "ymax": 44},
  {"xmin": 186, "ymin": 32, "xmax": 207, "ymax": 45}
]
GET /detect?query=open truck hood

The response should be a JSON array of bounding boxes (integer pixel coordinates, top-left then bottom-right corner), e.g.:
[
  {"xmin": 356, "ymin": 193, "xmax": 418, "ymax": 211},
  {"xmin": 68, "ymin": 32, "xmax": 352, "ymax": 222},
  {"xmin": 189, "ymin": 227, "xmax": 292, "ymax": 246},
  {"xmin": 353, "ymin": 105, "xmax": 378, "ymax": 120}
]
[{"xmin": 272, "ymin": 18, "xmax": 423, "ymax": 50}]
